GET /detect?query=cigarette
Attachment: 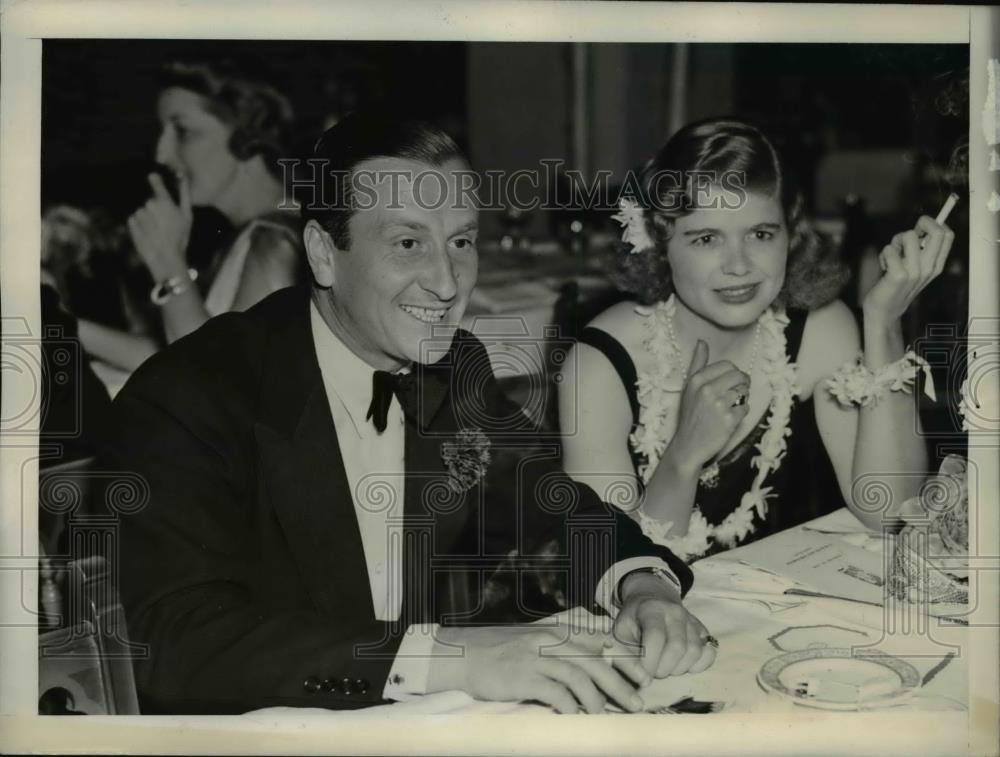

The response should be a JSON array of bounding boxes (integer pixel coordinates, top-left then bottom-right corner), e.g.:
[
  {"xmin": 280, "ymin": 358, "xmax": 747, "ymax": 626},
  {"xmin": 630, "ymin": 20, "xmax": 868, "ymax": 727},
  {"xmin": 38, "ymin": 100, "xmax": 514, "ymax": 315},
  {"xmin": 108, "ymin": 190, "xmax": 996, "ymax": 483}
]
[
  {"xmin": 935, "ymin": 192, "xmax": 959, "ymax": 225},
  {"xmin": 878, "ymin": 192, "xmax": 959, "ymax": 271},
  {"xmin": 913, "ymin": 192, "xmax": 960, "ymax": 254}
]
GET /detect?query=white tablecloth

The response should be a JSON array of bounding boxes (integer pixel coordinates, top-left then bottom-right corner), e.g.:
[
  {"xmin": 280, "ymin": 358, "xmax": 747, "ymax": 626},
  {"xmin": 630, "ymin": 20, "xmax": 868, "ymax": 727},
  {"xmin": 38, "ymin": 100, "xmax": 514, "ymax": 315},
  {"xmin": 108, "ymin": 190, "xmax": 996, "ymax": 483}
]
[{"xmin": 247, "ymin": 509, "xmax": 968, "ymax": 720}]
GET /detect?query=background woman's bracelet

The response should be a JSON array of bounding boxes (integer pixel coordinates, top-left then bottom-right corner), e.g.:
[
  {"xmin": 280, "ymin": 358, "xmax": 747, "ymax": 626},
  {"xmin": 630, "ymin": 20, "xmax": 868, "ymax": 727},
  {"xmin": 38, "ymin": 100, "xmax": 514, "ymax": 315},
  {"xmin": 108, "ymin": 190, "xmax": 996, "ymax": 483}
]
[{"xmin": 150, "ymin": 268, "xmax": 199, "ymax": 306}]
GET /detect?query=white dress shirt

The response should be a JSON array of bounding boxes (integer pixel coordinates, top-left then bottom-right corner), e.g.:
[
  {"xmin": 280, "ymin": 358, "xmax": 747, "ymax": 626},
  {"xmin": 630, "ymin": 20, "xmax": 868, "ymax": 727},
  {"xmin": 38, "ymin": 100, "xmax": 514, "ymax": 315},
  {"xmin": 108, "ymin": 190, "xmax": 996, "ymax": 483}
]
[{"xmin": 309, "ymin": 303, "xmax": 679, "ymax": 700}]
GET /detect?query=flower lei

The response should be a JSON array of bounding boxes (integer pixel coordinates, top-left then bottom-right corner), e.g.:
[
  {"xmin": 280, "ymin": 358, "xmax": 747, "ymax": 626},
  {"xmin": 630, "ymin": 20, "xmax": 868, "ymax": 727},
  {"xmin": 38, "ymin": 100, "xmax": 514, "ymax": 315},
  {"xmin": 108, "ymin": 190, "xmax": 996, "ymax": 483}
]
[{"xmin": 629, "ymin": 295, "xmax": 799, "ymax": 561}]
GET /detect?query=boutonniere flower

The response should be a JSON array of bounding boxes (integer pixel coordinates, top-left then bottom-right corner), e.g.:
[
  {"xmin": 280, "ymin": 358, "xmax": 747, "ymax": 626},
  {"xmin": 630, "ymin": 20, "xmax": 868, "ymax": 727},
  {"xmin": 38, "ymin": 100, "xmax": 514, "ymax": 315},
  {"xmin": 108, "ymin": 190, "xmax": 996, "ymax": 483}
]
[
  {"xmin": 440, "ymin": 428, "xmax": 491, "ymax": 494},
  {"xmin": 612, "ymin": 197, "xmax": 656, "ymax": 254}
]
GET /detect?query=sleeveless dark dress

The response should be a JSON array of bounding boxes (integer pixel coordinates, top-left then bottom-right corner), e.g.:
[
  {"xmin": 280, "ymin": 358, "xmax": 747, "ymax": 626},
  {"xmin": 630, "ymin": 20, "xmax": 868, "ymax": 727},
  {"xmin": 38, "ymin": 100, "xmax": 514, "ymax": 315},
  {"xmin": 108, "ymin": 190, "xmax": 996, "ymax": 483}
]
[{"xmin": 578, "ymin": 307, "xmax": 843, "ymax": 559}]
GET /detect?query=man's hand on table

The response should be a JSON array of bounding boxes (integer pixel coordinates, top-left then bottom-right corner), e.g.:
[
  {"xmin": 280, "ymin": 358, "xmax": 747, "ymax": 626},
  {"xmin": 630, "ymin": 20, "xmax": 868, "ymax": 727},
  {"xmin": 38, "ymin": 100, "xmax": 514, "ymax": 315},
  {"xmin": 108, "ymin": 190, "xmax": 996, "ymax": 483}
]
[
  {"xmin": 428, "ymin": 622, "xmax": 651, "ymax": 714},
  {"xmin": 423, "ymin": 573, "xmax": 715, "ymax": 714},
  {"xmin": 613, "ymin": 571, "xmax": 717, "ymax": 678}
]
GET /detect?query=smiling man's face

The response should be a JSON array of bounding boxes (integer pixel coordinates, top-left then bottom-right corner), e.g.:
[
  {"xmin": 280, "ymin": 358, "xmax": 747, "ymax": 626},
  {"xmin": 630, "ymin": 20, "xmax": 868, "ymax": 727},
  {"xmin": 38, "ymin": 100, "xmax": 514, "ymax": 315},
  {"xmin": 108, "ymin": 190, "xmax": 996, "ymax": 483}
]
[{"xmin": 307, "ymin": 156, "xmax": 479, "ymax": 370}]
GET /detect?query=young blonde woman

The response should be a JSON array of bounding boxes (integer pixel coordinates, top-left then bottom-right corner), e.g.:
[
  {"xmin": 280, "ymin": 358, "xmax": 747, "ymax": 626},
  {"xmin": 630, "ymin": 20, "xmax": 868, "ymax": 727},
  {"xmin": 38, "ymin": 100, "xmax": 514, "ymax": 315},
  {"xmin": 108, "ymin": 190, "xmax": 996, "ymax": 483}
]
[{"xmin": 560, "ymin": 118, "xmax": 953, "ymax": 561}]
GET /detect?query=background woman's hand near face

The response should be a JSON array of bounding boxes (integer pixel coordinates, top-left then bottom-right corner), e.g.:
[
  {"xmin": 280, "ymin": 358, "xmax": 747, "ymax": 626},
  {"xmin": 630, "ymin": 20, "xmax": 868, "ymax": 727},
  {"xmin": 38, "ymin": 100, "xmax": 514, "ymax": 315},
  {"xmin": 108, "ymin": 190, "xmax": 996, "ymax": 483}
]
[{"xmin": 128, "ymin": 171, "xmax": 193, "ymax": 282}]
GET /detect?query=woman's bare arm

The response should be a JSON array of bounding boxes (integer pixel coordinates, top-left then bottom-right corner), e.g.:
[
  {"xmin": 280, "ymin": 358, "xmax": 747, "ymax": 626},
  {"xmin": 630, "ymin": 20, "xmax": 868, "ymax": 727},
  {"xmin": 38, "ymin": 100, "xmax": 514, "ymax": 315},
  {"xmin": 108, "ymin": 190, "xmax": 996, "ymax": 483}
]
[
  {"xmin": 559, "ymin": 323, "xmax": 701, "ymax": 537},
  {"xmin": 806, "ymin": 299, "xmax": 926, "ymax": 530},
  {"xmin": 78, "ymin": 319, "xmax": 160, "ymax": 372},
  {"xmin": 559, "ymin": 341, "xmax": 640, "ymax": 507}
]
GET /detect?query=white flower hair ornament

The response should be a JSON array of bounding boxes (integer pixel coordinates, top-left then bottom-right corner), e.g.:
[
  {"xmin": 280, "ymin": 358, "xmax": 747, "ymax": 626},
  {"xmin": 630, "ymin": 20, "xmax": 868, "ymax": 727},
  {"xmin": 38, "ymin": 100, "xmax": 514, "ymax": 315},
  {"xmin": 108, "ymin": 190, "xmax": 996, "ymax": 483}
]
[{"xmin": 612, "ymin": 197, "xmax": 656, "ymax": 254}]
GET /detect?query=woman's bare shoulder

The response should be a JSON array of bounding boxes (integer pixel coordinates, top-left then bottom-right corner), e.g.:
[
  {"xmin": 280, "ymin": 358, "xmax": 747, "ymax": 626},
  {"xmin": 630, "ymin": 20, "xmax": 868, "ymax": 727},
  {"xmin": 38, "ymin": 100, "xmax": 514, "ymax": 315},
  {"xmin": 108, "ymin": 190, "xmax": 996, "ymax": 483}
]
[
  {"xmin": 585, "ymin": 298, "xmax": 644, "ymax": 341},
  {"xmin": 801, "ymin": 299, "xmax": 860, "ymax": 349},
  {"xmin": 242, "ymin": 219, "xmax": 301, "ymax": 276},
  {"xmin": 797, "ymin": 299, "xmax": 861, "ymax": 394},
  {"xmin": 563, "ymin": 299, "xmax": 641, "ymax": 436},
  {"xmin": 575, "ymin": 298, "xmax": 650, "ymax": 371}
]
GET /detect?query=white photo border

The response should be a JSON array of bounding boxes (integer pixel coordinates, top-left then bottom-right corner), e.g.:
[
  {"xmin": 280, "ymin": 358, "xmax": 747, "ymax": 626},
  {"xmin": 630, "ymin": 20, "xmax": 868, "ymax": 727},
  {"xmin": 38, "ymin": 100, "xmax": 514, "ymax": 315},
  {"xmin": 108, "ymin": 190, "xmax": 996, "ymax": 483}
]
[{"xmin": 2, "ymin": 1, "xmax": 996, "ymax": 755}]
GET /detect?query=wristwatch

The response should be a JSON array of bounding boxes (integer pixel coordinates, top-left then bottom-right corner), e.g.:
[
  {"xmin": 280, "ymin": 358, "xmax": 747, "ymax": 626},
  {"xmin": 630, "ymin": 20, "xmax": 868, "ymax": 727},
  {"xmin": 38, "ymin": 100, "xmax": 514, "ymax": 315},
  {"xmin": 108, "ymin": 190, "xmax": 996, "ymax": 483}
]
[{"xmin": 616, "ymin": 565, "xmax": 682, "ymax": 607}]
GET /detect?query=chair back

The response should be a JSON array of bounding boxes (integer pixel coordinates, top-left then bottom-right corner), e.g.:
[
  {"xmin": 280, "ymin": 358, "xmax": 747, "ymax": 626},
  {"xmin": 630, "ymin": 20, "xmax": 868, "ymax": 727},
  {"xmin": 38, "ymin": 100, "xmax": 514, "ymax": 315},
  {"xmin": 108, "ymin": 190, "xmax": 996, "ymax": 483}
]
[
  {"xmin": 39, "ymin": 456, "xmax": 97, "ymax": 557},
  {"xmin": 38, "ymin": 556, "xmax": 140, "ymax": 714}
]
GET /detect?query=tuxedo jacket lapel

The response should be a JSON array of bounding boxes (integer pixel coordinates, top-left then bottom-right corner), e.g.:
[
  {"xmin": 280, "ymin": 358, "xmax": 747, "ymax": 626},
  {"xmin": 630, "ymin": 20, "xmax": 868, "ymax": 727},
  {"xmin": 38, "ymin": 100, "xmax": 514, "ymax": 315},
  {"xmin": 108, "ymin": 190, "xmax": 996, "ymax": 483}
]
[
  {"xmin": 405, "ymin": 348, "xmax": 452, "ymax": 432},
  {"xmin": 252, "ymin": 289, "xmax": 375, "ymax": 621},
  {"xmin": 254, "ymin": 395, "xmax": 375, "ymax": 621},
  {"xmin": 401, "ymin": 352, "xmax": 489, "ymax": 623},
  {"xmin": 249, "ymin": 292, "xmax": 481, "ymax": 625}
]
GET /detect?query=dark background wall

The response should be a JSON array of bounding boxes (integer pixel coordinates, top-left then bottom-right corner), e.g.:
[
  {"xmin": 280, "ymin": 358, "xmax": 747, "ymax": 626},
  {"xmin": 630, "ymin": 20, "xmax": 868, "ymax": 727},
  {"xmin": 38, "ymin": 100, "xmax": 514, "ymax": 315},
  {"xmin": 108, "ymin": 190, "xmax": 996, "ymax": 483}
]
[
  {"xmin": 42, "ymin": 39, "xmax": 468, "ymax": 218},
  {"xmin": 43, "ymin": 40, "xmax": 967, "ymax": 232}
]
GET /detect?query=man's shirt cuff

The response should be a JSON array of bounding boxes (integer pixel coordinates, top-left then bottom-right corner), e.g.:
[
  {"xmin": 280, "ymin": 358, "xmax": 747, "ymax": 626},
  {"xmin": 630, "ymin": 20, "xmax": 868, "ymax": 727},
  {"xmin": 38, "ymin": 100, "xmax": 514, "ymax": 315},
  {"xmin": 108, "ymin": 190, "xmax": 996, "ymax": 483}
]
[
  {"xmin": 382, "ymin": 623, "xmax": 439, "ymax": 700},
  {"xmin": 594, "ymin": 557, "xmax": 683, "ymax": 617}
]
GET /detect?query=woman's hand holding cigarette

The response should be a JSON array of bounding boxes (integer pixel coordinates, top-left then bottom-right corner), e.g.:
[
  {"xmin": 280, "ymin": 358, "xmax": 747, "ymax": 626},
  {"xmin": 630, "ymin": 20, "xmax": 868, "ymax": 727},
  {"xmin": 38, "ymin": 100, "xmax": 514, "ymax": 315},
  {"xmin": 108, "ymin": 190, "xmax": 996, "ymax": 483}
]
[{"xmin": 865, "ymin": 195, "xmax": 957, "ymax": 328}]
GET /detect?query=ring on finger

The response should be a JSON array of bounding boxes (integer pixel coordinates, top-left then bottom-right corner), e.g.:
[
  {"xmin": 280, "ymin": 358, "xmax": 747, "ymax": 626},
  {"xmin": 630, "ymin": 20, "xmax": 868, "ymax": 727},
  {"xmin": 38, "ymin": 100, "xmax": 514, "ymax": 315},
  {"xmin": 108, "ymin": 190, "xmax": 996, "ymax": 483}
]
[
  {"xmin": 703, "ymin": 635, "xmax": 720, "ymax": 649},
  {"xmin": 730, "ymin": 391, "xmax": 748, "ymax": 408}
]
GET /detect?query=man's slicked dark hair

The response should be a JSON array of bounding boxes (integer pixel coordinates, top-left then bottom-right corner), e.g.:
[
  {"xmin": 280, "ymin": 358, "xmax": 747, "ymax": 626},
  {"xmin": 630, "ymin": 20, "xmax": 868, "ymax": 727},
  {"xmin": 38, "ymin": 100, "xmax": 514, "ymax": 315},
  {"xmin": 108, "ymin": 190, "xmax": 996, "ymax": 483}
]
[{"xmin": 301, "ymin": 111, "xmax": 468, "ymax": 250}]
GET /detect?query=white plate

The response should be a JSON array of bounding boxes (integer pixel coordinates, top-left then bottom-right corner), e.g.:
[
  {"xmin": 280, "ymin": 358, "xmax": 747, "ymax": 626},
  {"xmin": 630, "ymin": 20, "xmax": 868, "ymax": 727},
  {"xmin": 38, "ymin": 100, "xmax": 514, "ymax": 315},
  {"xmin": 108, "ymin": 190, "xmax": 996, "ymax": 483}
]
[{"xmin": 757, "ymin": 648, "xmax": 921, "ymax": 710}]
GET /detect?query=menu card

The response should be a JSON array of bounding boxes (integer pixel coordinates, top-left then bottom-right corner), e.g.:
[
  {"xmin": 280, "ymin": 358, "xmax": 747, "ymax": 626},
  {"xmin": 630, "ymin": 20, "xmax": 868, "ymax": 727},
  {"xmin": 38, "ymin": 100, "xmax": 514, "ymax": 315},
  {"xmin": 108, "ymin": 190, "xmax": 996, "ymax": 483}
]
[{"xmin": 718, "ymin": 528, "xmax": 889, "ymax": 606}]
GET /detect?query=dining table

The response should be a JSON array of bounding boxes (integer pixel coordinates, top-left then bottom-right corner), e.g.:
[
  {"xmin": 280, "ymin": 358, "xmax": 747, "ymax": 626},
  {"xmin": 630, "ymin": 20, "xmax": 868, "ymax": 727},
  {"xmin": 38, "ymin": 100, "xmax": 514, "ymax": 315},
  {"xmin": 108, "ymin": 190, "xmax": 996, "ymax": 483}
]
[
  {"xmin": 240, "ymin": 508, "xmax": 971, "ymax": 723},
  {"xmin": 22, "ymin": 455, "xmax": 989, "ymax": 757}
]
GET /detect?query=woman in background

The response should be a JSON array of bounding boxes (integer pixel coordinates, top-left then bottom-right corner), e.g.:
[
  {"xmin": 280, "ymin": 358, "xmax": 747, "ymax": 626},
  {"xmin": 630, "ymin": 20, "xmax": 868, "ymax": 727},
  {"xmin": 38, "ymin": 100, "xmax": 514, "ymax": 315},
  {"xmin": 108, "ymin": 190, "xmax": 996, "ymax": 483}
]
[
  {"xmin": 80, "ymin": 59, "xmax": 302, "ymax": 373},
  {"xmin": 559, "ymin": 118, "xmax": 953, "ymax": 561}
]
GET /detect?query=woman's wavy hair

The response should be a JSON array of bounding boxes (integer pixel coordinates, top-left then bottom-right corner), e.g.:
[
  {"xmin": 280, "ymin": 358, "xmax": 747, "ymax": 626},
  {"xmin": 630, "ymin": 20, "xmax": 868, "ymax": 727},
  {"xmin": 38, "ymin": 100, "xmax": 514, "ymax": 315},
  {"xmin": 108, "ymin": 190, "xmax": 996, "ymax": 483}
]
[
  {"xmin": 613, "ymin": 117, "xmax": 848, "ymax": 311},
  {"xmin": 157, "ymin": 59, "xmax": 295, "ymax": 179}
]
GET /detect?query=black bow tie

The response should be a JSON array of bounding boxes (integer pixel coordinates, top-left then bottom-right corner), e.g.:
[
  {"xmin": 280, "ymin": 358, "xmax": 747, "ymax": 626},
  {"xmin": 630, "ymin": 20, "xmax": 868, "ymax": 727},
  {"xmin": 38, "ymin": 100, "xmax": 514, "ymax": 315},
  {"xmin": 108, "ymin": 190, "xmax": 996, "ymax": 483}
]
[{"xmin": 366, "ymin": 370, "xmax": 416, "ymax": 433}]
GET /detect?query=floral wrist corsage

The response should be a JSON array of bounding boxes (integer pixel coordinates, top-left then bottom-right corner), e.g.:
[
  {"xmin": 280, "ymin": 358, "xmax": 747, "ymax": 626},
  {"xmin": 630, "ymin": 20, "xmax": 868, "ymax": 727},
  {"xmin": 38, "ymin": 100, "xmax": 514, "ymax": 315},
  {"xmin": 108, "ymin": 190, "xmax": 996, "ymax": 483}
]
[{"xmin": 826, "ymin": 350, "xmax": 936, "ymax": 407}]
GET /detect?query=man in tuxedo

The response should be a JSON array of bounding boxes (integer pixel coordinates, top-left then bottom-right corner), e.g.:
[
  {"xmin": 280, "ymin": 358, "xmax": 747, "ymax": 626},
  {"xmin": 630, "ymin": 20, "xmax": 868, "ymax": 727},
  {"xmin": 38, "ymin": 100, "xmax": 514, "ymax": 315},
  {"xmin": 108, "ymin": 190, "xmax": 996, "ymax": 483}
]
[{"xmin": 106, "ymin": 112, "xmax": 716, "ymax": 715}]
